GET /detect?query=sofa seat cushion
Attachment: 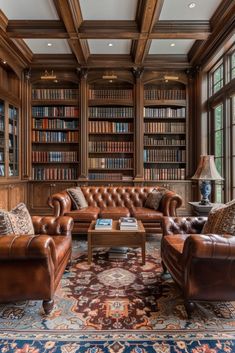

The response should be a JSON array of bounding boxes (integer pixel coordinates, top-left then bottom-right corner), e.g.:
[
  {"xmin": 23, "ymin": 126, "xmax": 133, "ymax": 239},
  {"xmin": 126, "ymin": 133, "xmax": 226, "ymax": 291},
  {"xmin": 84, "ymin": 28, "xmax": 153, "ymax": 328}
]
[
  {"xmin": 53, "ymin": 235, "xmax": 72, "ymax": 267},
  {"xmin": 65, "ymin": 207, "xmax": 100, "ymax": 222},
  {"xmin": 100, "ymin": 207, "xmax": 130, "ymax": 220},
  {"xmin": 132, "ymin": 207, "xmax": 163, "ymax": 221}
]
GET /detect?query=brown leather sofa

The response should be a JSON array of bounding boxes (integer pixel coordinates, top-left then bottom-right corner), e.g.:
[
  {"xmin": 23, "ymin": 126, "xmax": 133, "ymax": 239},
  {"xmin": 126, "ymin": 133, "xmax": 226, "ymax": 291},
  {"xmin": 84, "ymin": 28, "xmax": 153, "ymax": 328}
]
[
  {"xmin": 0, "ymin": 215, "xmax": 73, "ymax": 314},
  {"xmin": 161, "ymin": 216, "xmax": 235, "ymax": 318},
  {"xmin": 48, "ymin": 186, "xmax": 182, "ymax": 235}
]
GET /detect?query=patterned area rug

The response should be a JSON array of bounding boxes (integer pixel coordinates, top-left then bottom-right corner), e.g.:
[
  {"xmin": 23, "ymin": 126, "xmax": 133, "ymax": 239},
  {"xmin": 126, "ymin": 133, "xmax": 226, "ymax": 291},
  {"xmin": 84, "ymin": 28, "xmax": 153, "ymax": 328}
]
[{"xmin": 0, "ymin": 237, "xmax": 235, "ymax": 352}]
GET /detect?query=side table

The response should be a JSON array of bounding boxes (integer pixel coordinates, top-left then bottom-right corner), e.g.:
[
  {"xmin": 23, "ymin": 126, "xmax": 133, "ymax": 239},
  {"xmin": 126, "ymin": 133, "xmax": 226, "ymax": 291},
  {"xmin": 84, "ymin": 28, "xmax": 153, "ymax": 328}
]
[{"xmin": 188, "ymin": 201, "xmax": 222, "ymax": 216}]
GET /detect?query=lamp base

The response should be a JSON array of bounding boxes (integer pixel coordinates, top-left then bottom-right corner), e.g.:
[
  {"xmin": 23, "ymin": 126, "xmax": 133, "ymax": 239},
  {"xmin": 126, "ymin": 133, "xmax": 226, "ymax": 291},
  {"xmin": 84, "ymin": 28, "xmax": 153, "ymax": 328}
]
[{"xmin": 199, "ymin": 180, "xmax": 211, "ymax": 205}]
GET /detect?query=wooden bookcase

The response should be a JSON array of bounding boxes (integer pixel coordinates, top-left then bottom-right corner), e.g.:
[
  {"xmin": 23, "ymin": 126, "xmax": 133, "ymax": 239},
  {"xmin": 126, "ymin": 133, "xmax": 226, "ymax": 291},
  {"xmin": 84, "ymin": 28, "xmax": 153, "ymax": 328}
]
[
  {"xmin": 0, "ymin": 64, "xmax": 27, "ymax": 210},
  {"xmin": 88, "ymin": 80, "xmax": 134, "ymax": 183},
  {"xmin": 31, "ymin": 83, "xmax": 80, "ymax": 181},
  {"xmin": 143, "ymin": 80, "xmax": 187, "ymax": 181}
]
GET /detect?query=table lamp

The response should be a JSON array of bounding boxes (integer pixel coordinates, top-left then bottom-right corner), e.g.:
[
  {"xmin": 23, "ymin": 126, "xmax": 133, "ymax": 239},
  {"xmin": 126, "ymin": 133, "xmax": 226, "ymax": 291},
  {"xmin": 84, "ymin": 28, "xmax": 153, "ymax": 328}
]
[{"xmin": 191, "ymin": 155, "xmax": 223, "ymax": 205}]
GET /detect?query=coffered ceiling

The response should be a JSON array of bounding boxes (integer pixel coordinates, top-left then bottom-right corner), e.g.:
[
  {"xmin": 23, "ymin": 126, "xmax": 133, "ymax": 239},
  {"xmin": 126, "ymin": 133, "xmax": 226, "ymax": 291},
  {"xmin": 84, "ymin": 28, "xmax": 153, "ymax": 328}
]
[{"xmin": 0, "ymin": 0, "xmax": 234, "ymax": 70}]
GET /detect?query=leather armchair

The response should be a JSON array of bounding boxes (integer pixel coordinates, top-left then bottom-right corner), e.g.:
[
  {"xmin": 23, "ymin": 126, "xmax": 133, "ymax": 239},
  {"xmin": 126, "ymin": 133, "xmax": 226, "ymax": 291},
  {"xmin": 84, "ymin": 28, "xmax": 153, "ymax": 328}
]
[
  {"xmin": 161, "ymin": 216, "xmax": 235, "ymax": 318},
  {"xmin": 0, "ymin": 216, "xmax": 73, "ymax": 315}
]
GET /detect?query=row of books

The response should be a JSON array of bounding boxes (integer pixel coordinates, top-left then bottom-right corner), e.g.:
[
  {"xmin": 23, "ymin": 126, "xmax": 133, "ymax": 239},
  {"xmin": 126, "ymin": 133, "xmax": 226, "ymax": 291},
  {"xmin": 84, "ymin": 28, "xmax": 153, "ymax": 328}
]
[
  {"xmin": 89, "ymin": 107, "xmax": 133, "ymax": 118},
  {"xmin": 143, "ymin": 107, "xmax": 186, "ymax": 118},
  {"xmin": 8, "ymin": 124, "xmax": 18, "ymax": 135},
  {"xmin": 145, "ymin": 122, "xmax": 185, "ymax": 133},
  {"xmin": 88, "ymin": 172, "xmax": 123, "ymax": 180},
  {"xmin": 32, "ymin": 167, "xmax": 78, "ymax": 180},
  {"xmin": 143, "ymin": 149, "xmax": 186, "ymax": 162},
  {"xmin": 8, "ymin": 107, "xmax": 18, "ymax": 119},
  {"xmin": 144, "ymin": 136, "xmax": 186, "ymax": 146},
  {"xmin": 144, "ymin": 167, "xmax": 186, "ymax": 180},
  {"xmin": 89, "ymin": 89, "xmax": 133, "ymax": 100},
  {"xmin": 32, "ymin": 151, "xmax": 78, "ymax": 163},
  {"xmin": 89, "ymin": 158, "xmax": 133, "ymax": 169},
  {"xmin": 32, "ymin": 131, "xmax": 79, "ymax": 143},
  {"xmin": 32, "ymin": 119, "xmax": 78, "ymax": 129},
  {"xmin": 89, "ymin": 121, "xmax": 133, "ymax": 133},
  {"xmin": 32, "ymin": 106, "xmax": 79, "ymax": 118},
  {"xmin": 89, "ymin": 141, "xmax": 133, "ymax": 153},
  {"xmin": 144, "ymin": 89, "xmax": 186, "ymax": 101},
  {"xmin": 32, "ymin": 89, "xmax": 78, "ymax": 100}
]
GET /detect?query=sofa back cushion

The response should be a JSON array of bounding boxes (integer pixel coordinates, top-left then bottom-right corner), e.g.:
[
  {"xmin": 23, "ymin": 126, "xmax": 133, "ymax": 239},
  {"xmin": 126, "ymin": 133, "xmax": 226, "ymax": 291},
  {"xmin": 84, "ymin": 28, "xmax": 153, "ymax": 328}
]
[
  {"xmin": 0, "ymin": 203, "xmax": 34, "ymax": 235},
  {"xmin": 81, "ymin": 186, "xmax": 166, "ymax": 209},
  {"xmin": 202, "ymin": 199, "xmax": 235, "ymax": 235}
]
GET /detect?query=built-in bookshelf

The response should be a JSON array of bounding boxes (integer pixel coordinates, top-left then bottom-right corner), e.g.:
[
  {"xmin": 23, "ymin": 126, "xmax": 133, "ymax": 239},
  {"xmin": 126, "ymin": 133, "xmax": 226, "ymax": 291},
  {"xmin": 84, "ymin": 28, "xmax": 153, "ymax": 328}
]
[
  {"xmin": 8, "ymin": 105, "xmax": 19, "ymax": 177},
  {"xmin": 88, "ymin": 82, "xmax": 134, "ymax": 182},
  {"xmin": 0, "ymin": 100, "xmax": 5, "ymax": 177},
  {"xmin": 143, "ymin": 81, "xmax": 187, "ymax": 181},
  {"xmin": 31, "ymin": 84, "xmax": 79, "ymax": 181}
]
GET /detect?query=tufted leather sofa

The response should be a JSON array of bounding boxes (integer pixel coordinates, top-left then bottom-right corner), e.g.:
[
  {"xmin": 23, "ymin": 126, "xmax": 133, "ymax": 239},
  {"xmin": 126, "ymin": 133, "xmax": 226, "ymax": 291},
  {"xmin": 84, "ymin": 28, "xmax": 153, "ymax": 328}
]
[
  {"xmin": 0, "ymin": 216, "xmax": 73, "ymax": 314},
  {"xmin": 48, "ymin": 186, "xmax": 182, "ymax": 235},
  {"xmin": 161, "ymin": 216, "xmax": 235, "ymax": 318}
]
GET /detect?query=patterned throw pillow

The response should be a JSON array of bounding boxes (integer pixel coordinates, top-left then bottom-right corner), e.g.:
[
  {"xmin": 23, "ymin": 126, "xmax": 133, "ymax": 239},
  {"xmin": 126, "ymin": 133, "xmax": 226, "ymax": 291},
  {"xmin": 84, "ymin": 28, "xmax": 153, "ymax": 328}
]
[
  {"xmin": 0, "ymin": 203, "xmax": 34, "ymax": 235},
  {"xmin": 144, "ymin": 189, "xmax": 165, "ymax": 210},
  {"xmin": 67, "ymin": 187, "xmax": 88, "ymax": 209},
  {"xmin": 202, "ymin": 199, "xmax": 235, "ymax": 235}
]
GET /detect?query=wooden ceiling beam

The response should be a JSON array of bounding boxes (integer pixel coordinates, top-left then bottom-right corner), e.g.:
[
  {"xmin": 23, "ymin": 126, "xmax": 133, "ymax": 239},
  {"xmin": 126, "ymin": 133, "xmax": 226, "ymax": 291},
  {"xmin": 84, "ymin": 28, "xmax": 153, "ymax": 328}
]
[
  {"xmin": 152, "ymin": 20, "xmax": 211, "ymax": 39},
  {"xmin": 31, "ymin": 54, "xmax": 77, "ymax": 69},
  {"xmin": 7, "ymin": 20, "xmax": 68, "ymax": 38},
  {"xmin": 189, "ymin": 0, "xmax": 235, "ymax": 67},
  {"xmin": 79, "ymin": 20, "xmax": 139, "ymax": 39},
  {"xmin": 53, "ymin": 0, "xmax": 89, "ymax": 65},
  {"xmin": 133, "ymin": 0, "xmax": 164, "ymax": 65}
]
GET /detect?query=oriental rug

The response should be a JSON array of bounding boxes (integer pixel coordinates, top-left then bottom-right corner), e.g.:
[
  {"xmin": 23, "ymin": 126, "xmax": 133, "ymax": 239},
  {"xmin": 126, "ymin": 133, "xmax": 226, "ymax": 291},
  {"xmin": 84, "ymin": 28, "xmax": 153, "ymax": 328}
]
[{"xmin": 0, "ymin": 237, "xmax": 235, "ymax": 352}]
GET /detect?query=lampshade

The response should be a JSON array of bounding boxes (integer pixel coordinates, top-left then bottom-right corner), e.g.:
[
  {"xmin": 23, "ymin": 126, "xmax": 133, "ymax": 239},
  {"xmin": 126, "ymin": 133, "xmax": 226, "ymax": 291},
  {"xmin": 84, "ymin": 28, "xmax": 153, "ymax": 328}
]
[{"xmin": 191, "ymin": 155, "xmax": 223, "ymax": 181}]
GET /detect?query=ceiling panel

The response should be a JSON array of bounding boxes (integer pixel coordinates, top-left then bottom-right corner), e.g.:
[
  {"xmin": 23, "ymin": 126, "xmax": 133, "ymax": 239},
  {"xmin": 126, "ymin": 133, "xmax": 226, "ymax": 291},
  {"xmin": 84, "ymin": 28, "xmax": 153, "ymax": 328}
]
[
  {"xmin": 0, "ymin": 0, "xmax": 58, "ymax": 19},
  {"xmin": 80, "ymin": 0, "xmax": 138, "ymax": 20},
  {"xmin": 160, "ymin": 0, "xmax": 222, "ymax": 20},
  {"xmin": 88, "ymin": 39, "xmax": 132, "ymax": 54},
  {"xmin": 23, "ymin": 39, "xmax": 72, "ymax": 54},
  {"xmin": 149, "ymin": 39, "xmax": 195, "ymax": 55}
]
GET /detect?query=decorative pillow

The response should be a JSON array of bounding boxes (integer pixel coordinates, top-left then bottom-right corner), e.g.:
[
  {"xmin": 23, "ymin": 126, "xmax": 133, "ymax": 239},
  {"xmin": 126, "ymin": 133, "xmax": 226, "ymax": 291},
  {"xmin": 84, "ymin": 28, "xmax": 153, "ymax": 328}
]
[
  {"xmin": 144, "ymin": 188, "xmax": 165, "ymax": 210},
  {"xmin": 202, "ymin": 199, "xmax": 235, "ymax": 235},
  {"xmin": 0, "ymin": 203, "xmax": 34, "ymax": 235},
  {"xmin": 67, "ymin": 187, "xmax": 88, "ymax": 209}
]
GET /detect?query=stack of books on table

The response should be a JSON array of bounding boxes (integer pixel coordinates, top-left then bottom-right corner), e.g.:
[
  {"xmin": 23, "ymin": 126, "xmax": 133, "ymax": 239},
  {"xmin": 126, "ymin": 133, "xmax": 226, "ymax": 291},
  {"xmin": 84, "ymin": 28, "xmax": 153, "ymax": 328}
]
[
  {"xmin": 109, "ymin": 247, "xmax": 129, "ymax": 259},
  {"xmin": 119, "ymin": 217, "xmax": 138, "ymax": 230},
  {"xmin": 95, "ymin": 218, "xmax": 113, "ymax": 230}
]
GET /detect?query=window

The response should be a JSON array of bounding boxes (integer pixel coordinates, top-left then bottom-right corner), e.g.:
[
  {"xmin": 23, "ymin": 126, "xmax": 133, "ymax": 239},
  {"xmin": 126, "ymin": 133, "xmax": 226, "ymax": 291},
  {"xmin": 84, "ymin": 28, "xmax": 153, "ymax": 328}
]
[
  {"xmin": 213, "ymin": 104, "xmax": 224, "ymax": 202},
  {"xmin": 208, "ymin": 44, "xmax": 235, "ymax": 202},
  {"xmin": 211, "ymin": 63, "xmax": 223, "ymax": 95},
  {"xmin": 232, "ymin": 95, "xmax": 235, "ymax": 199},
  {"xmin": 231, "ymin": 51, "xmax": 235, "ymax": 80}
]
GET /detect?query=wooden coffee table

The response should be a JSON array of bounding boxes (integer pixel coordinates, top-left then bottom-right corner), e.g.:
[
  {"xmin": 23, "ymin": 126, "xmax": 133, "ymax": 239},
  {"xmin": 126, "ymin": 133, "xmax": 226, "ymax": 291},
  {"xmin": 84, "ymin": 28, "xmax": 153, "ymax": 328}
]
[{"xmin": 87, "ymin": 220, "xmax": 146, "ymax": 265}]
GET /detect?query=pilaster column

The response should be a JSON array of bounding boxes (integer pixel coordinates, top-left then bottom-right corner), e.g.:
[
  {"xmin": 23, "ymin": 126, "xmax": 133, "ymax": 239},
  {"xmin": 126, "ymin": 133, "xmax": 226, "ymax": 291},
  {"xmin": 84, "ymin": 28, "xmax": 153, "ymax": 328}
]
[
  {"xmin": 132, "ymin": 67, "xmax": 144, "ymax": 182},
  {"xmin": 21, "ymin": 68, "xmax": 31, "ymax": 180},
  {"xmin": 78, "ymin": 68, "xmax": 88, "ymax": 180}
]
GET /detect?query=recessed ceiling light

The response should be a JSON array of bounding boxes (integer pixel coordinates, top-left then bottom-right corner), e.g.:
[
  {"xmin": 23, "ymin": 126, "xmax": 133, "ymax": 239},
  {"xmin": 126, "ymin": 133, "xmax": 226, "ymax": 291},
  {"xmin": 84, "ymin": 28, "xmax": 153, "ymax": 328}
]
[
  {"xmin": 47, "ymin": 43, "xmax": 52, "ymax": 47},
  {"xmin": 170, "ymin": 43, "xmax": 175, "ymax": 47},
  {"xmin": 3, "ymin": 60, "xmax": 7, "ymax": 64},
  {"xmin": 108, "ymin": 43, "xmax": 113, "ymax": 47},
  {"xmin": 188, "ymin": 2, "xmax": 196, "ymax": 8}
]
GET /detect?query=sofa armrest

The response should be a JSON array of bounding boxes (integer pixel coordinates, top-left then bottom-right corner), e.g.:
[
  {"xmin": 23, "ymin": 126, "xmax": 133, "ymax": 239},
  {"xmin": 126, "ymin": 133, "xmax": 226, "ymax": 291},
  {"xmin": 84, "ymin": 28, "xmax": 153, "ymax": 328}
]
[
  {"xmin": 48, "ymin": 191, "xmax": 72, "ymax": 216},
  {"xmin": 32, "ymin": 216, "xmax": 74, "ymax": 236},
  {"xmin": 0, "ymin": 234, "xmax": 56, "ymax": 265},
  {"xmin": 162, "ymin": 216, "xmax": 207, "ymax": 236},
  {"xmin": 160, "ymin": 190, "xmax": 183, "ymax": 216},
  {"xmin": 183, "ymin": 234, "xmax": 235, "ymax": 261}
]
